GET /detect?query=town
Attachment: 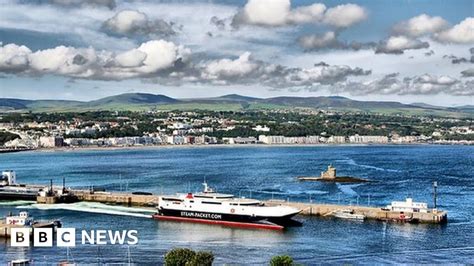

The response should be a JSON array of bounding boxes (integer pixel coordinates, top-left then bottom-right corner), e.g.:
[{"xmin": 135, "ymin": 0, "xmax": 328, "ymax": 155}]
[{"xmin": 0, "ymin": 109, "xmax": 472, "ymax": 150}]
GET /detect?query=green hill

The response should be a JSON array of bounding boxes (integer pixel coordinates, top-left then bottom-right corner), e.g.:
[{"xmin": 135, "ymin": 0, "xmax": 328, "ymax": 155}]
[{"xmin": 0, "ymin": 93, "xmax": 471, "ymax": 118}]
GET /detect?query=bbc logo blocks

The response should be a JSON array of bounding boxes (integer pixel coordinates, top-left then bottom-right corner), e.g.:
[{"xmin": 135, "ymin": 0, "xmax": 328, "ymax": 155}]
[{"xmin": 10, "ymin": 228, "xmax": 76, "ymax": 247}]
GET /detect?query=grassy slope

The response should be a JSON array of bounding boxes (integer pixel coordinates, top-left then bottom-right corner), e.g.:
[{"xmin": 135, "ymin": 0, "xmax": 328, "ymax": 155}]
[{"xmin": 0, "ymin": 93, "xmax": 471, "ymax": 118}]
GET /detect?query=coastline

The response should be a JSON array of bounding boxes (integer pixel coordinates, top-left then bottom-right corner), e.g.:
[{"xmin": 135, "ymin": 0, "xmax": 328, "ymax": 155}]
[{"xmin": 21, "ymin": 142, "xmax": 470, "ymax": 153}]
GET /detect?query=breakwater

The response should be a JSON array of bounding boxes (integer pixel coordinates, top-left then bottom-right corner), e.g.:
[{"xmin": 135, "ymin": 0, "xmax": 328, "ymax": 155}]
[{"xmin": 31, "ymin": 187, "xmax": 448, "ymax": 224}]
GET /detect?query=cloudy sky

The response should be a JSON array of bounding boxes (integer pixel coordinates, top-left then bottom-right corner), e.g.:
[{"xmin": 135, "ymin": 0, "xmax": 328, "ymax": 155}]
[{"xmin": 0, "ymin": 0, "xmax": 472, "ymax": 106}]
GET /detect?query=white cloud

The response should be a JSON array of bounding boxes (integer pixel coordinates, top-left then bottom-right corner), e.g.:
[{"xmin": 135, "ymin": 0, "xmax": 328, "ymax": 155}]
[
  {"xmin": 0, "ymin": 43, "xmax": 31, "ymax": 72},
  {"xmin": 202, "ymin": 52, "xmax": 260, "ymax": 80},
  {"xmin": 198, "ymin": 52, "xmax": 371, "ymax": 87},
  {"xmin": 102, "ymin": 9, "xmax": 177, "ymax": 37},
  {"xmin": 338, "ymin": 73, "xmax": 472, "ymax": 96},
  {"xmin": 287, "ymin": 3, "xmax": 326, "ymax": 24},
  {"xmin": 298, "ymin": 32, "xmax": 338, "ymax": 50},
  {"xmin": 115, "ymin": 49, "xmax": 147, "ymax": 68},
  {"xmin": 435, "ymin": 17, "xmax": 474, "ymax": 44},
  {"xmin": 323, "ymin": 4, "xmax": 367, "ymax": 28},
  {"xmin": 232, "ymin": 0, "xmax": 366, "ymax": 28},
  {"xmin": 461, "ymin": 68, "xmax": 474, "ymax": 77},
  {"xmin": 376, "ymin": 36, "xmax": 429, "ymax": 54},
  {"xmin": 234, "ymin": 0, "xmax": 290, "ymax": 27},
  {"xmin": 28, "ymin": 46, "xmax": 99, "ymax": 78},
  {"xmin": 0, "ymin": 40, "xmax": 190, "ymax": 80},
  {"xmin": 393, "ymin": 14, "xmax": 448, "ymax": 37},
  {"xmin": 49, "ymin": 0, "xmax": 116, "ymax": 9}
]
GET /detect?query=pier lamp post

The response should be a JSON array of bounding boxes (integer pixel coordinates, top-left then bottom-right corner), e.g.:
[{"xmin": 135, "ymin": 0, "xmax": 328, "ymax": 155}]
[{"xmin": 433, "ymin": 181, "xmax": 438, "ymax": 209}]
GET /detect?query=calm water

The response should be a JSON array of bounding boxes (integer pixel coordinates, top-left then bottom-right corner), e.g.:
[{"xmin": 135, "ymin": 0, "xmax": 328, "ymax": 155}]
[{"xmin": 0, "ymin": 145, "xmax": 473, "ymax": 264}]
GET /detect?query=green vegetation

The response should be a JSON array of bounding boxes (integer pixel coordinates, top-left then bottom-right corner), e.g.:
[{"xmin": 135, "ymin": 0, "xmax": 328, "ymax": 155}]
[
  {"xmin": 1, "ymin": 93, "xmax": 472, "ymax": 118},
  {"xmin": 0, "ymin": 131, "xmax": 20, "ymax": 145},
  {"xmin": 270, "ymin": 255, "xmax": 294, "ymax": 266},
  {"xmin": 164, "ymin": 248, "xmax": 214, "ymax": 266},
  {"xmin": 1, "ymin": 110, "xmax": 472, "ymax": 140}
]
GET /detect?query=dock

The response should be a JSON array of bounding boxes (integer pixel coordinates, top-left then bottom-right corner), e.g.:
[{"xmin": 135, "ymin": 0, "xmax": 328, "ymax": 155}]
[
  {"xmin": 67, "ymin": 189, "xmax": 447, "ymax": 224},
  {"xmin": 265, "ymin": 201, "xmax": 447, "ymax": 224},
  {"xmin": 1, "ymin": 178, "xmax": 447, "ymax": 225},
  {"xmin": 72, "ymin": 190, "xmax": 158, "ymax": 206}
]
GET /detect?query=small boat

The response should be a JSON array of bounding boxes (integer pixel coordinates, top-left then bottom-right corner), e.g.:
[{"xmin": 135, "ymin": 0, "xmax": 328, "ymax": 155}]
[
  {"xmin": 0, "ymin": 211, "xmax": 62, "ymax": 237},
  {"xmin": 332, "ymin": 209, "xmax": 365, "ymax": 220},
  {"xmin": 8, "ymin": 259, "xmax": 31, "ymax": 266},
  {"xmin": 153, "ymin": 182, "xmax": 301, "ymax": 230}
]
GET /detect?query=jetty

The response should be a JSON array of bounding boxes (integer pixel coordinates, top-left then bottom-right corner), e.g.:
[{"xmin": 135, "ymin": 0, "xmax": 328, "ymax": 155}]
[
  {"xmin": 0, "ymin": 171, "xmax": 447, "ymax": 225},
  {"xmin": 265, "ymin": 200, "xmax": 447, "ymax": 224},
  {"xmin": 41, "ymin": 189, "xmax": 447, "ymax": 224},
  {"xmin": 298, "ymin": 165, "xmax": 370, "ymax": 183}
]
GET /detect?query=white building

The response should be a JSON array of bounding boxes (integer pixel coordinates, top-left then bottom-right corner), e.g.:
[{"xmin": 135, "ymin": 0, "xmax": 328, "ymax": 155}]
[
  {"xmin": 39, "ymin": 136, "xmax": 64, "ymax": 148},
  {"xmin": 386, "ymin": 198, "xmax": 429, "ymax": 213},
  {"xmin": 252, "ymin": 125, "xmax": 270, "ymax": 132},
  {"xmin": 167, "ymin": 135, "xmax": 186, "ymax": 145},
  {"xmin": 349, "ymin": 135, "xmax": 389, "ymax": 144},
  {"xmin": 327, "ymin": 136, "xmax": 346, "ymax": 144}
]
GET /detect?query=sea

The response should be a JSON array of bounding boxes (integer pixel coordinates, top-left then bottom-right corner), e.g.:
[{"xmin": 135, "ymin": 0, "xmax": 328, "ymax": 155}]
[{"xmin": 0, "ymin": 145, "xmax": 473, "ymax": 265}]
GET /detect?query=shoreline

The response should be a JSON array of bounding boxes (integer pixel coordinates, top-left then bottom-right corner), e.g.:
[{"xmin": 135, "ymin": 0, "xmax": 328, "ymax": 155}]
[{"xmin": 17, "ymin": 142, "xmax": 471, "ymax": 153}]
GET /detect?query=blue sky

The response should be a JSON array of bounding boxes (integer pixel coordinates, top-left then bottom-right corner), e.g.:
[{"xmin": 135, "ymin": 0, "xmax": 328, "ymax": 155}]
[{"xmin": 0, "ymin": 0, "xmax": 472, "ymax": 106}]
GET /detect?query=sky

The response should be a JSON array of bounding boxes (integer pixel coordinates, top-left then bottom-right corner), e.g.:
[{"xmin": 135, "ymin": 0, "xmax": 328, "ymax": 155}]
[{"xmin": 0, "ymin": 0, "xmax": 473, "ymax": 106}]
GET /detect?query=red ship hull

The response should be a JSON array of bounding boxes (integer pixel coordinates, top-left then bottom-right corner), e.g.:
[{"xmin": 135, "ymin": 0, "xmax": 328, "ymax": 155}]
[{"xmin": 152, "ymin": 214, "xmax": 284, "ymax": 231}]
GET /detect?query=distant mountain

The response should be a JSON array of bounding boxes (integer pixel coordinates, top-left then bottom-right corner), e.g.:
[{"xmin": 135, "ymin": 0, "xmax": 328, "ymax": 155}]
[
  {"xmin": 0, "ymin": 93, "xmax": 471, "ymax": 118},
  {"xmin": 88, "ymin": 93, "xmax": 179, "ymax": 105},
  {"xmin": 410, "ymin": 102, "xmax": 441, "ymax": 109},
  {"xmin": 261, "ymin": 96, "xmax": 415, "ymax": 110},
  {"xmin": 211, "ymin": 94, "xmax": 262, "ymax": 102},
  {"xmin": 0, "ymin": 99, "xmax": 32, "ymax": 110}
]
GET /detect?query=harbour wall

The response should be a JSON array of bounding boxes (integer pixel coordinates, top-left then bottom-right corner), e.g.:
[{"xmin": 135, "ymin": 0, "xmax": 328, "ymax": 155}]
[
  {"xmin": 9, "ymin": 185, "xmax": 447, "ymax": 224},
  {"xmin": 69, "ymin": 189, "xmax": 447, "ymax": 224}
]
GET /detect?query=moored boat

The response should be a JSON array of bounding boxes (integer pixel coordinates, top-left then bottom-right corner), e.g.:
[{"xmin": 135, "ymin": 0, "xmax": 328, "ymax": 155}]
[
  {"xmin": 0, "ymin": 211, "xmax": 62, "ymax": 238},
  {"xmin": 332, "ymin": 209, "xmax": 365, "ymax": 220}
]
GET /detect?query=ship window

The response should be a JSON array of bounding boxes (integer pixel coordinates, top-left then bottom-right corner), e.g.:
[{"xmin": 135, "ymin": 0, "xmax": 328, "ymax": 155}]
[
  {"xmin": 238, "ymin": 202, "xmax": 260, "ymax": 206},
  {"xmin": 190, "ymin": 200, "xmax": 194, "ymax": 203},
  {"xmin": 162, "ymin": 197, "xmax": 183, "ymax": 202},
  {"xmin": 230, "ymin": 203, "xmax": 238, "ymax": 206},
  {"xmin": 202, "ymin": 201, "xmax": 222, "ymax": 205}
]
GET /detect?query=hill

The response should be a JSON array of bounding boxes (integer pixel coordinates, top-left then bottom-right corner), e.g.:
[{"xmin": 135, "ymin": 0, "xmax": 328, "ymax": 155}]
[
  {"xmin": 0, "ymin": 93, "xmax": 471, "ymax": 117},
  {"xmin": 88, "ymin": 93, "xmax": 179, "ymax": 105}
]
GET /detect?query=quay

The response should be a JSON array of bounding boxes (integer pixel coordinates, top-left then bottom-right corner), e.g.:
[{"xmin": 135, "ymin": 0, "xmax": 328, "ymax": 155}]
[
  {"xmin": 57, "ymin": 188, "xmax": 448, "ymax": 224},
  {"xmin": 266, "ymin": 200, "xmax": 447, "ymax": 224},
  {"xmin": 1, "ymin": 169, "xmax": 447, "ymax": 225}
]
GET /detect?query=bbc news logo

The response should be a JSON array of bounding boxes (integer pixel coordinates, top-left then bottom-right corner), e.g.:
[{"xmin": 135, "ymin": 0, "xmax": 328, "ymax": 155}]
[{"xmin": 11, "ymin": 228, "xmax": 138, "ymax": 247}]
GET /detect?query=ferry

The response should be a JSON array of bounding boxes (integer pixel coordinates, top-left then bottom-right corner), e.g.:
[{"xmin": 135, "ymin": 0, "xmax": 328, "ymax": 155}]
[
  {"xmin": 153, "ymin": 183, "xmax": 301, "ymax": 230},
  {"xmin": 0, "ymin": 171, "xmax": 39, "ymax": 200}
]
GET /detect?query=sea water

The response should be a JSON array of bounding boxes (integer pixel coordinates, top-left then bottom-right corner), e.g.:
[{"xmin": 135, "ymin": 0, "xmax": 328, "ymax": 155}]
[{"xmin": 0, "ymin": 145, "xmax": 473, "ymax": 264}]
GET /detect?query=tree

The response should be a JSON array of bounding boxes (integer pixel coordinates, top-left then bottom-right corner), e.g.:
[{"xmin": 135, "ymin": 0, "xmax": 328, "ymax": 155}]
[
  {"xmin": 188, "ymin": 251, "xmax": 214, "ymax": 266},
  {"xmin": 164, "ymin": 248, "xmax": 214, "ymax": 266},
  {"xmin": 0, "ymin": 132, "xmax": 20, "ymax": 146},
  {"xmin": 270, "ymin": 255, "xmax": 294, "ymax": 266}
]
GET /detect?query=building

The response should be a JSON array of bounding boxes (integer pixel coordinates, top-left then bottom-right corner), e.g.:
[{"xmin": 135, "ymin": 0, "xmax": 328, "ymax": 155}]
[
  {"xmin": 39, "ymin": 136, "xmax": 64, "ymax": 148},
  {"xmin": 349, "ymin": 135, "xmax": 389, "ymax": 144},
  {"xmin": 327, "ymin": 136, "xmax": 346, "ymax": 144},
  {"xmin": 259, "ymin": 135, "xmax": 285, "ymax": 144},
  {"xmin": 225, "ymin": 137, "xmax": 258, "ymax": 144},
  {"xmin": 386, "ymin": 198, "xmax": 429, "ymax": 213},
  {"xmin": 252, "ymin": 125, "xmax": 270, "ymax": 132},
  {"xmin": 259, "ymin": 135, "xmax": 320, "ymax": 144},
  {"xmin": 320, "ymin": 165, "xmax": 336, "ymax": 179}
]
